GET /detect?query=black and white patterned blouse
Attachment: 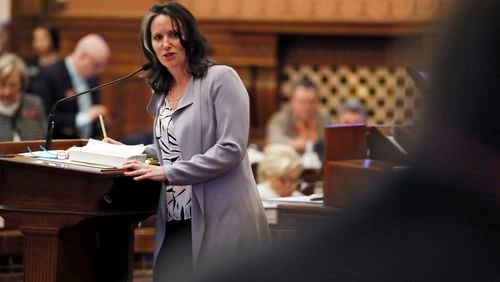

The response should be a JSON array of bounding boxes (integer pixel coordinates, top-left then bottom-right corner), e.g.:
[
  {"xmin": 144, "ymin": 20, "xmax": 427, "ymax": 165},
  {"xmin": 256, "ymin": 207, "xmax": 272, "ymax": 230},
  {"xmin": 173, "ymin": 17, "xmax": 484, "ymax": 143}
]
[{"xmin": 156, "ymin": 99, "xmax": 192, "ymax": 221}]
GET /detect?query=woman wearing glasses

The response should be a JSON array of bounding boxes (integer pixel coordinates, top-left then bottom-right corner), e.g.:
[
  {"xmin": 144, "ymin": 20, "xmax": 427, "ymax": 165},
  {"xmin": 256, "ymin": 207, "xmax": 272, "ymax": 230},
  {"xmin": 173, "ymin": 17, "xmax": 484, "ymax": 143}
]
[
  {"xmin": 0, "ymin": 53, "xmax": 45, "ymax": 141},
  {"xmin": 257, "ymin": 143, "xmax": 305, "ymax": 200}
]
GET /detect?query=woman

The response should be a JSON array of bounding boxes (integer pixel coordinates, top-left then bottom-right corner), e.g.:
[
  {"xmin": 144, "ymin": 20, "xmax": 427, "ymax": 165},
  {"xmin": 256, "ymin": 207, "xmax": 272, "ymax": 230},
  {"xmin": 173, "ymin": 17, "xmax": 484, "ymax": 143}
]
[
  {"xmin": 122, "ymin": 2, "xmax": 270, "ymax": 280},
  {"xmin": 25, "ymin": 24, "xmax": 60, "ymax": 78},
  {"xmin": 257, "ymin": 143, "xmax": 305, "ymax": 200},
  {"xmin": 0, "ymin": 53, "xmax": 46, "ymax": 141}
]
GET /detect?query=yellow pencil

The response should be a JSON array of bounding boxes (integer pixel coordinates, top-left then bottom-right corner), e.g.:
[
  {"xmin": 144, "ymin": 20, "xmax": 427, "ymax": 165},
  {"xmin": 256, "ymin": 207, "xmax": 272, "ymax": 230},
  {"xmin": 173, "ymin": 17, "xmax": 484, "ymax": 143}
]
[{"xmin": 99, "ymin": 114, "xmax": 108, "ymax": 139}]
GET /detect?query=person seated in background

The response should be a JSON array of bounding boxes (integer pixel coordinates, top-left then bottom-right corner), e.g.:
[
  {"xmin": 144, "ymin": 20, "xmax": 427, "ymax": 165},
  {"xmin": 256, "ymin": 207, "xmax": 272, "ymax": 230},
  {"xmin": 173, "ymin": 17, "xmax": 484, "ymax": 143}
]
[
  {"xmin": 0, "ymin": 53, "xmax": 46, "ymax": 141},
  {"xmin": 257, "ymin": 143, "xmax": 305, "ymax": 200},
  {"xmin": 337, "ymin": 99, "xmax": 367, "ymax": 124},
  {"xmin": 30, "ymin": 33, "xmax": 110, "ymax": 139},
  {"xmin": 266, "ymin": 78, "xmax": 330, "ymax": 155},
  {"xmin": 25, "ymin": 24, "xmax": 61, "ymax": 79}
]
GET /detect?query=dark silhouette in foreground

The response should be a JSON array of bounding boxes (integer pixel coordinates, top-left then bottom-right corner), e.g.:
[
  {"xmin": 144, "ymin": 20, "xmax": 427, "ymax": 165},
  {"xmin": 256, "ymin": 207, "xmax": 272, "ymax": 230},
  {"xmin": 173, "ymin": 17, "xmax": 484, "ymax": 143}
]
[{"xmin": 203, "ymin": 0, "xmax": 500, "ymax": 280}]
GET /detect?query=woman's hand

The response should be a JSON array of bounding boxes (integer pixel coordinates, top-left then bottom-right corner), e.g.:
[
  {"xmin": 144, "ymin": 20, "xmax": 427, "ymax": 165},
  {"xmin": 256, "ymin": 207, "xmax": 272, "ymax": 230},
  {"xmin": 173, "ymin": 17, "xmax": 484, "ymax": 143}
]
[{"xmin": 122, "ymin": 160, "xmax": 167, "ymax": 182}]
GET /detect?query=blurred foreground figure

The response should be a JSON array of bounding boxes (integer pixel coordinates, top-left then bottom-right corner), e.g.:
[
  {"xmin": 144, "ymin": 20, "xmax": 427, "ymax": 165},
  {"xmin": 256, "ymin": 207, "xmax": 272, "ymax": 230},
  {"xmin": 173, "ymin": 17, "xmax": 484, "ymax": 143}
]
[{"xmin": 204, "ymin": 0, "xmax": 500, "ymax": 281}]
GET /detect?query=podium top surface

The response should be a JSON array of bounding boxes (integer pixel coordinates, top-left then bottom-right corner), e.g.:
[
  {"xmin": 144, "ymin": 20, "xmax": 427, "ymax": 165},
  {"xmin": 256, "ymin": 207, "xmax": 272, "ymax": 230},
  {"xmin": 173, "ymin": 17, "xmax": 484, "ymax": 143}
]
[
  {"xmin": 0, "ymin": 154, "xmax": 125, "ymax": 176},
  {"xmin": 0, "ymin": 139, "xmax": 124, "ymax": 176}
]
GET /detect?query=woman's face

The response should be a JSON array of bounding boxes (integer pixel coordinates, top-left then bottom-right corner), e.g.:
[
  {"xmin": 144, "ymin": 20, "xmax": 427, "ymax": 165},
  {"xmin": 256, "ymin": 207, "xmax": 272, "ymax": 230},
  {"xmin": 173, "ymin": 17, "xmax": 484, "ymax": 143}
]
[
  {"xmin": 32, "ymin": 27, "xmax": 53, "ymax": 55},
  {"xmin": 150, "ymin": 15, "xmax": 188, "ymax": 72},
  {"xmin": 290, "ymin": 86, "xmax": 319, "ymax": 122},
  {"xmin": 270, "ymin": 167, "xmax": 302, "ymax": 197},
  {"xmin": 0, "ymin": 69, "xmax": 22, "ymax": 106}
]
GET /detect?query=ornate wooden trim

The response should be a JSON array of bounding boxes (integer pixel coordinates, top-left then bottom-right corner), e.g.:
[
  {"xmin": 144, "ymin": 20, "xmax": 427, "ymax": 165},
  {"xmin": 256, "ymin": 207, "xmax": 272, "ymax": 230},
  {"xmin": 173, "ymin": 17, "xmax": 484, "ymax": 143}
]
[{"xmin": 181, "ymin": 0, "xmax": 453, "ymax": 23}]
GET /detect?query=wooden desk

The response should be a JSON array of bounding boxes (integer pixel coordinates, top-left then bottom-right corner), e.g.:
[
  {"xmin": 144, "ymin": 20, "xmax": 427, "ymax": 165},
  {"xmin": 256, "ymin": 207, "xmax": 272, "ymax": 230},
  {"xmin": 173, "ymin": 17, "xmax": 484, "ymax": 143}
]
[
  {"xmin": 323, "ymin": 159, "xmax": 397, "ymax": 207},
  {"xmin": 0, "ymin": 140, "xmax": 161, "ymax": 282},
  {"xmin": 323, "ymin": 125, "xmax": 407, "ymax": 208},
  {"xmin": 266, "ymin": 202, "xmax": 336, "ymax": 240}
]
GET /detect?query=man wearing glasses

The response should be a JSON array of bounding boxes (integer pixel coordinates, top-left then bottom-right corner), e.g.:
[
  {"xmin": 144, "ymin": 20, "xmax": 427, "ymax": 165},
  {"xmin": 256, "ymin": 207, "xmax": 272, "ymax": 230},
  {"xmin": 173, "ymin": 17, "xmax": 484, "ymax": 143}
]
[{"xmin": 31, "ymin": 33, "xmax": 110, "ymax": 139}]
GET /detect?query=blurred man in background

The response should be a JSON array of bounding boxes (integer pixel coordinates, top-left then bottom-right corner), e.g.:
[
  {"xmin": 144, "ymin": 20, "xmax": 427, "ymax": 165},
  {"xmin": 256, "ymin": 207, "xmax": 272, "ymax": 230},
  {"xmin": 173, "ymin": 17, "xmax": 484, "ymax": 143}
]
[
  {"xmin": 31, "ymin": 33, "xmax": 110, "ymax": 139},
  {"xmin": 337, "ymin": 99, "xmax": 367, "ymax": 125},
  {"xmin": 266, "ymin": 78, "xmax": 330, "ymax": 155}
]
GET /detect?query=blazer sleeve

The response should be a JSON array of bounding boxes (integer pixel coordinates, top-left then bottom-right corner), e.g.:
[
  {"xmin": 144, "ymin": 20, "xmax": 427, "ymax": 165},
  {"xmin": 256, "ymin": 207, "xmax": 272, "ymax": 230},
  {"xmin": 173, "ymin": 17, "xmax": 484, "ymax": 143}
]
[{"xmin": 163, "ymin": 67, "xmax": 250, "ymax": 185}]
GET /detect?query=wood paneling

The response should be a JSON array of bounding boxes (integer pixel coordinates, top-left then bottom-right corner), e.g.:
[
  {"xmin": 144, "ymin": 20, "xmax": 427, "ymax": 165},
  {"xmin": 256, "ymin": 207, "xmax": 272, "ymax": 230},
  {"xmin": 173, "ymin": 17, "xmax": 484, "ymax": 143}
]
[
  {"xmin": 280, "ymin": 35, "xmax": 431, "ymax": 67},
  {"xmin": 182, "ymin": 0, "xmax": 453, "ymax": 23},
  {"xmin": 9, "ymin": 0, "xmax": 453, "ymax": 142}
]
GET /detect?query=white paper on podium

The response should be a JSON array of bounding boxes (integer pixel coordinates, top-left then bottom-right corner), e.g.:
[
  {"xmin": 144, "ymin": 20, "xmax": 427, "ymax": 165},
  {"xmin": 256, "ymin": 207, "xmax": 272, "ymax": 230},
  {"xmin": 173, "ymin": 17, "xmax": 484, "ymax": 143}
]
[{"xmin": 67, "ymin": 139, "xmax": 146, "ymax": 168}]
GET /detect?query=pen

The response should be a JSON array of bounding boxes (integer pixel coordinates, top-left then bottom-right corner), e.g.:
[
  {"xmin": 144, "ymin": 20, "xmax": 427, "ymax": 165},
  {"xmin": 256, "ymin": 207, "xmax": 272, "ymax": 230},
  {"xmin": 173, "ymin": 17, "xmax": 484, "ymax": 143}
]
[{"xmin": 99, "ymin": 114, "xmax": 108, "ymax": 139}]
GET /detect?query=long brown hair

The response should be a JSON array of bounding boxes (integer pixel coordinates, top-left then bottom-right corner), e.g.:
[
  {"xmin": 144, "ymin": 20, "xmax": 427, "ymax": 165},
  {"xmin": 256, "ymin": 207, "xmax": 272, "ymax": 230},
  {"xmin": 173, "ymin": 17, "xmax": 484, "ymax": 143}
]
[{"xmin": 140, "ymin": 2, "xmax": 212, "ymax": 93}]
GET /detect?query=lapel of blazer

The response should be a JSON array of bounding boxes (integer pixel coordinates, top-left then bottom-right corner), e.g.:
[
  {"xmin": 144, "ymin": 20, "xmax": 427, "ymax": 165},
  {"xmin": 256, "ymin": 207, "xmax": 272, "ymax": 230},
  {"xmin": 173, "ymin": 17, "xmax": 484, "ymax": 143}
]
[
  {"xmin": 146, "ymin": 91, "xmax": 163, "ymax": 117},
  {"xmin": 173, "ymin": 76, "xmax": 194, "ymax": 113}
]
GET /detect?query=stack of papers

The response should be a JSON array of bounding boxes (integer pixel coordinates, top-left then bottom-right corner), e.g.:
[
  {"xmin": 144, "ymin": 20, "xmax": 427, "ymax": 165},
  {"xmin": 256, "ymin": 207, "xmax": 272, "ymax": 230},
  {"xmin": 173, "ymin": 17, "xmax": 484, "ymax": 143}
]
[
  {"xmin": 67, "ymin": 139, "xmax": 146, "ymax": 168},
  {"xmin": 265, "ymin": 193, "xmax": 324, "ymax": 204}
]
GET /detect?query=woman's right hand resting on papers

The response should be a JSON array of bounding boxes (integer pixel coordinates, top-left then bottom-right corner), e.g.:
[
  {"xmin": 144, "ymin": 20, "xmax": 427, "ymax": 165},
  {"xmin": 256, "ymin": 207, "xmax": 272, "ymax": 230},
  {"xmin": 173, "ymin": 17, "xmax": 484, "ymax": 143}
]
[{"xmin": 121, "ymin": 160, "xmax": 167, "ymax": 182}]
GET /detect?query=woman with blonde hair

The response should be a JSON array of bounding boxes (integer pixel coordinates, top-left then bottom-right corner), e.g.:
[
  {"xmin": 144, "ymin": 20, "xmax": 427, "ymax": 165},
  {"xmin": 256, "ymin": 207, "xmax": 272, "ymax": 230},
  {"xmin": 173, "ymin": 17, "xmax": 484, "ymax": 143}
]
[
  {"xmin": 0, "ymin": 53, "xmax": 46, "ymax": 141},
  {"xmin": 257, "ymin": 143, "xmax": 305, "ymax": 200}
]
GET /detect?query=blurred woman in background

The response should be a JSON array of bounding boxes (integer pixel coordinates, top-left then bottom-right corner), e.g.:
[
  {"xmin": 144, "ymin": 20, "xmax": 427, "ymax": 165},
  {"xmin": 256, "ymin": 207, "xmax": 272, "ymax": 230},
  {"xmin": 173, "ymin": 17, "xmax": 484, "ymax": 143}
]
[
  {"xmin": 0, "ymin": 53, "xmax": 46, "ymax": 141},
  {"xmin": 257, "ymin": 143, "xmax": 305, "ymax": 200},
  {"xmin": 26, "ymin": 24, "xmax": 60, "ymax": 78}
]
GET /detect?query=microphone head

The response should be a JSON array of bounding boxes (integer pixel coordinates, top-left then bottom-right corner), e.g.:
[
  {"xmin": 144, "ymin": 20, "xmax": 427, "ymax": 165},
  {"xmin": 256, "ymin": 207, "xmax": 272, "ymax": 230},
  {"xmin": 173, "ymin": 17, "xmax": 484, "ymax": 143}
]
[{"xmin": 141, "ymin": 62, "xmax": 153, "ymax": 71}]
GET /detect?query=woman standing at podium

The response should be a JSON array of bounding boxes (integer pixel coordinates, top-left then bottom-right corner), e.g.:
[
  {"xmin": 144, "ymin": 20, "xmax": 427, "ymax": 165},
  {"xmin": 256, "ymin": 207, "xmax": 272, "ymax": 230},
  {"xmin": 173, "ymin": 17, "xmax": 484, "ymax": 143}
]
[
  {"xmin": 0, "ymin": 53, "xmax": 46, "ymax": 141},
  {"xmin": 120, "ymin": 2, "xmax": 270, "ymax": 281}
]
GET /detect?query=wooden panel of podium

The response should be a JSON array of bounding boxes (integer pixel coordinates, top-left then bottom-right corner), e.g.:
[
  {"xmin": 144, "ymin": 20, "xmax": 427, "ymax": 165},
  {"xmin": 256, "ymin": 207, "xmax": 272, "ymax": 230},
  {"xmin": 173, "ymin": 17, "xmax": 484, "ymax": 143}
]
[
  {"xmin": 323, "ymin": 124, "xmax": 407, "ymax": 208},
  {"xmin": 266, "ymin": 124, "xmax": 407, "ymax": 241},
  {"xmin": 0, "ymin": 140, "xmax": 161, "ymax": 282}
]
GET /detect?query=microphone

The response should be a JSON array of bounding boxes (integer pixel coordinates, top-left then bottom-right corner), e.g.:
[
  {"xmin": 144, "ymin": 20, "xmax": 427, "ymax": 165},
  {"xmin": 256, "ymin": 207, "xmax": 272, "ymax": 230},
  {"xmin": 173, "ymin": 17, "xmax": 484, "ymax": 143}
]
[{"xmin": 44, "ymin": 62, "xmax": 152, "ymax": 149}]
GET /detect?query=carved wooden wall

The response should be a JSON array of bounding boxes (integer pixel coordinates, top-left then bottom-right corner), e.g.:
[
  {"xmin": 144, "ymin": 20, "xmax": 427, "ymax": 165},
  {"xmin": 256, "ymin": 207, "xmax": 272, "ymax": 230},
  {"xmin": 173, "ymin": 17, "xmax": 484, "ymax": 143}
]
[{"xmin": 9, "ymin": 0, "xmax": 456, "ymax": 143}]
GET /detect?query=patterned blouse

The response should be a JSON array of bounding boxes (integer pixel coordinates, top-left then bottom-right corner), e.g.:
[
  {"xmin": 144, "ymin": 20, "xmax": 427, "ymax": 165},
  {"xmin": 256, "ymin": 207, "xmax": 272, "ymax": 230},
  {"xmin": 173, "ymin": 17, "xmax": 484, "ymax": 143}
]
[{"xmin": 156, "ymin": 98, "xmax": 192, "ymax": 221}]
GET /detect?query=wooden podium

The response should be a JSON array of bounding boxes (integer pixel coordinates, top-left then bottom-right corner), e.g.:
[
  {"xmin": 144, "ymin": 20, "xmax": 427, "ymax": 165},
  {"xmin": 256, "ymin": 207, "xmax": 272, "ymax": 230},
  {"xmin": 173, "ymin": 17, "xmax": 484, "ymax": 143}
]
[
  {"xmin": 0, "ymin": 140, "xmax": 161, "ymax": 282},
  {"xmin": 323, "ymin": 124, "xmax": 407, "ymax": 208}
]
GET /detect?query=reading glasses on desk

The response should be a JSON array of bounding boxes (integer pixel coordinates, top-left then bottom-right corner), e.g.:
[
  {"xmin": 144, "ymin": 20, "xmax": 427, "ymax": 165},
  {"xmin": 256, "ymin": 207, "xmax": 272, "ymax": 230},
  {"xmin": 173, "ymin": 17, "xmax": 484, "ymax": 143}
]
[{"xmin": 26, "ymin": 145, "xmax": 69, "ymax": 160}]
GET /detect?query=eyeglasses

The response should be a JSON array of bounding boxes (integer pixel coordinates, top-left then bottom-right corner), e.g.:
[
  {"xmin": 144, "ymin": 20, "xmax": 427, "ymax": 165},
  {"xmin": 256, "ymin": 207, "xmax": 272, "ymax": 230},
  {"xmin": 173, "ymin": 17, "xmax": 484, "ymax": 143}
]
[
  {"xmin": 26, "ymin": 145, "xmax": 68, "ymax": 160},
  {"xmin": 277, "ymin": 177, "xmax": 302, "ymax": 187}
]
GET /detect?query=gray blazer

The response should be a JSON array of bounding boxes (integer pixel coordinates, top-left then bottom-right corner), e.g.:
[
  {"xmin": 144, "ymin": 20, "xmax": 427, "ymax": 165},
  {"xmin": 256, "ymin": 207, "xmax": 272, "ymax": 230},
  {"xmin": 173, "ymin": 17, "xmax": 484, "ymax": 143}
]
[{"xmin": 146, "ymin": 65, "xmax": 271, "ymax": 268}]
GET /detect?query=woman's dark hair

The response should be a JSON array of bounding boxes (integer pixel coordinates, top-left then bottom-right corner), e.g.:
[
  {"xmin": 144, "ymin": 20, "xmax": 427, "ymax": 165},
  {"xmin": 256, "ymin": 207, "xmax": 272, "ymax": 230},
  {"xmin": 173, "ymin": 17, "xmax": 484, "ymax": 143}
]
[
  {"xmin": 36, "ymin": 24, "xmax": 60, "ymax": 52},
  {"xmin": 48, "ymin": 26, "xmax": 60, "ymax": 52},
  {"xmin": 140, "ymin": 2, "xmax": 212, "ymax": 93}
]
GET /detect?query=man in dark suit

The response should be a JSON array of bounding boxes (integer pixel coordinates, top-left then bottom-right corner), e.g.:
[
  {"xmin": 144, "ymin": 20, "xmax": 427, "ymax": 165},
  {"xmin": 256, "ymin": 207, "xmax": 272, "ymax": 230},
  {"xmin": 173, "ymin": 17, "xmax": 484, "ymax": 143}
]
[{"xmin": 31, "ymin": 33, "xmax": 110, "ymax": 139}]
